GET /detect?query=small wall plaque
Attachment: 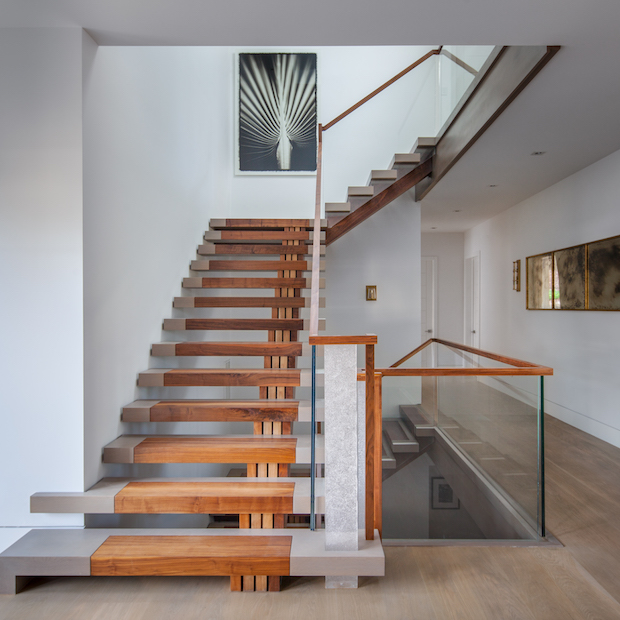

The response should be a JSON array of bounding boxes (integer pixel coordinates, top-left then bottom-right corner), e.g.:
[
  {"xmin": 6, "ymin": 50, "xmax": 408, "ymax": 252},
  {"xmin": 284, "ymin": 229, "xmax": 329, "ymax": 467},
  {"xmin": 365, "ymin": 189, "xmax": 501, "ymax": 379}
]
[
  {"xmin": 366, "ymin": 285, "xmax": 377, "ymax": 301},
  {"xmin": 513, "ymin": 260, "xmax": 521, "ymax": 291}
]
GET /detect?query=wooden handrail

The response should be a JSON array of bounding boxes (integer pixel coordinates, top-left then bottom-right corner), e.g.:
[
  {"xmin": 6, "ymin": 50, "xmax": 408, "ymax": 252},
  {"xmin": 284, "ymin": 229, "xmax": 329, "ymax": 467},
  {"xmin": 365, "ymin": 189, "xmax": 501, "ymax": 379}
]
[
  {"xmin": 381, "ymin": 337, "xmax": 553, "ymax": 376},
  {"xmin": 432, "ymin": 338, "xmax": 552, "ymax": 370},
  {"xmin": 326, "ymin": 157, "xmax": 433, "ymax": 245},
  {"xmin": 390, "ymin": 338, "xmax": 433, "ymax": 367},
  {"xmin": 322, "ymin": 48, "xmax": 442, "ymax": 131},
  {"xmin": 440, "ymin": 48, "xmax": 478, "ymax": 76},
  {"xmin": 377, "ymin": 367, "xmax": 553, "ymax": 377}
]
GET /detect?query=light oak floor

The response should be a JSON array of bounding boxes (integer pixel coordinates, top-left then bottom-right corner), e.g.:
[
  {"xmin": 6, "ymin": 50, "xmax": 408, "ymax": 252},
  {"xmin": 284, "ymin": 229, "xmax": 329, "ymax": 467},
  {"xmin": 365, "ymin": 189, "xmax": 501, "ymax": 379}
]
[{"xmin": 2, "ymin": 416, "xmax": 620, "ymax": 620}]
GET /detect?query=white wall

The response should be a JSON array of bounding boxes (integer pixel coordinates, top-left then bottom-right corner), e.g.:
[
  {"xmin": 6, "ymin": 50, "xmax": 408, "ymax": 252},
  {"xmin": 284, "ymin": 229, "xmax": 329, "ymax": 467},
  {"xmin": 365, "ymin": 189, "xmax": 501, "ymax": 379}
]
[
  {"xmin": 422, "ymin": 233, "xmax": 465, "ymax": 344},
  {"xmin": 83, "ymin": 46, "xmax": 233, "ymax": 488},
  {"xmin": 0, "ymin": 28, "xmax": 85, "ymax": 536},
  {"xmin": 465, "ymin": 147, "xmax": 620, "ymax": 448},
  {"xmin": 326, "ymin": 194, "xmax": 421, "ymax": 369},
  {"xmin": 0, "ymin": 41, "xmax": 436, "ymax": 541}
]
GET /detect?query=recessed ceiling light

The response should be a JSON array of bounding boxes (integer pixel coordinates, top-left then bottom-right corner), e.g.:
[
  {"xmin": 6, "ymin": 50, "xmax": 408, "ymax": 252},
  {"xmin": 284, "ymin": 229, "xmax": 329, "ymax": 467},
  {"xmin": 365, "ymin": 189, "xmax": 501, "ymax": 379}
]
[
  {"xmin": 454, "ymin": 210, "xmax": 461, "ymax": 212},
  {"xmin": 488, "ymin": 184, "xmax": 498, "ymax": 188},
  {"xmin": 531, "ymin": 151, "xmax": 546, "ymax": 156}
]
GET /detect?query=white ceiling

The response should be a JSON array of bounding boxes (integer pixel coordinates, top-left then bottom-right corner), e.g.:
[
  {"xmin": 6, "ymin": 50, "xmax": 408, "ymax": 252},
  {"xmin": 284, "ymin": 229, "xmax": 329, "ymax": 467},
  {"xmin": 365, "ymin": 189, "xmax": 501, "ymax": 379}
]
[{"xmin": 2, "ymin": 0, "xmax": 620, "ymax": 231}]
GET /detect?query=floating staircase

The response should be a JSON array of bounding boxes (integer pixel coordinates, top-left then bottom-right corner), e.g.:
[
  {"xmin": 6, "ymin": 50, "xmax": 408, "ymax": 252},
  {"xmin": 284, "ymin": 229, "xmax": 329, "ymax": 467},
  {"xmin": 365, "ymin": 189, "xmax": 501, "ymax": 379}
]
[
  {"xmin": 0, "ymin": 218, "xmax": 383, "ymax": 595},
  {"xmin": 325, "ymin": 139, "xmax": 433, "ymax": 220}
]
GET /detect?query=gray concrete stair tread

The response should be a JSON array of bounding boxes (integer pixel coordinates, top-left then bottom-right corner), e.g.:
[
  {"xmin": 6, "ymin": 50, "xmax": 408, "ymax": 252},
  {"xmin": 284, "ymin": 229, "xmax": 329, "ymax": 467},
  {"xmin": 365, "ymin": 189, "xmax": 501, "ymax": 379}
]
[
  {"xmin": 382, "ymin": 434, "xmax": 396, "ymax": 469},
  {"xmin": 347, "ymin": 186, "xmax": 374, "ymax": 197},
  {"xmin": 399, "ymin": 404, "xmax": 434, "ymax": 437},
  {"xmin": 325, "ymin": 202, "xmax": 351, "ymax": 213},
  {"xmin": 383, "ymin": 419, "xmax": 420, "ymax": 453}
]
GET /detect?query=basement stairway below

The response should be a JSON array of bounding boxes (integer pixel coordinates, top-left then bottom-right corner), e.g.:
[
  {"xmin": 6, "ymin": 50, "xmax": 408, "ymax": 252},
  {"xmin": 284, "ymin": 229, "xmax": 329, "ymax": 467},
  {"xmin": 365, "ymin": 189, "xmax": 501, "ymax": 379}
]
[{"xmin": 0, "ymin": 218, "xmax": 384, "ymax": 595}]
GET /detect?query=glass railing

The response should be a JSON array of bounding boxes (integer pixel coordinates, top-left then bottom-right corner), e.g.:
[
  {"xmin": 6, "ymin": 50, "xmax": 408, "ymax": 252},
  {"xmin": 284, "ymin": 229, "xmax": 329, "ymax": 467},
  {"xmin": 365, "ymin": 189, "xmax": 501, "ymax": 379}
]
[
  {"xmin": 321, "ymin": 46, "xmax": 498, "ymax": 208},
  {"xmin": 379, "ymin": 339, "xmax": 551, "ymax": 542},
  {"xmin": 436, "ymin": 46, "xmax": 496, "ymax": 132}
]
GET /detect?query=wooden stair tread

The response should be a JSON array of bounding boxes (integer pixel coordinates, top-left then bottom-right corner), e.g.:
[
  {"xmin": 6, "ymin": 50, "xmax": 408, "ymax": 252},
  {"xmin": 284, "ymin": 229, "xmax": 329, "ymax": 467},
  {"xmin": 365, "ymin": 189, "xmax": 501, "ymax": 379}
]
[
  {"xmin": 173, "ymin": 296, "xmax": 318, "ymax": 309},
  {"xmin": 123, "ymin": 399, "xmax": 299, "ymax": 423},
  {"xmin": 121, "ymin": 399, "xmax": 322, "ymax": 423},
  {"xmin": 31, "ymin": 477, "xmax": 327, "ymax": 515},
  {"xmin": 182, "ymin": 277, "xmax": 316, "ymax": 289},
  {"xmin": 114, "ymin": 481, "xmax": 295, "ymax": 514},
  {"xmin": 91, "ymin": 535, "xmax": 292, "ymax": 576},
  {"xmin": 105, "ymin": 436, "xmax": 298, "ymax": 464},
  {"xmin": 198, "ymin": 243, "xmax": 320, "ymax": 256},
  {"xmin": 103, "ymin": 435, "xmax": 321, "ymax": 465},
  {"xmin": 163, "ymin": 318, "xmax": 305, "ymax": 330},
  {"xmin": 204, "ymin": 230, "xmax": 323, "ymax": 243},
  {"xmin": 151, "ymin": 341, "xmax": 305, "ymax": 357},
  {"xmin": 209, "ymin": 218, "xmax": 316, "ymax": 229},
  {"xmin": 191, "ymin": 259, "xmax": 310, "ymax": 271},
  {"xmin": 137, "ymin": 368, "xmax": 307, "ymax": 388}
]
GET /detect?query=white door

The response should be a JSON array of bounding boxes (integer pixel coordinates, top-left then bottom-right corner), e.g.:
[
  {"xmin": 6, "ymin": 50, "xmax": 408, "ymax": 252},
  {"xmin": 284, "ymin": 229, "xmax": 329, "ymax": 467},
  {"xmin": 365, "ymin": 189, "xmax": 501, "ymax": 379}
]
[
  {"xmin": 464, "ymin": 255, "xmax": 480, "ymax": 348},
  {"xmin": 421, "ymin": 257, "xmax": 437, "ymax": 341}
]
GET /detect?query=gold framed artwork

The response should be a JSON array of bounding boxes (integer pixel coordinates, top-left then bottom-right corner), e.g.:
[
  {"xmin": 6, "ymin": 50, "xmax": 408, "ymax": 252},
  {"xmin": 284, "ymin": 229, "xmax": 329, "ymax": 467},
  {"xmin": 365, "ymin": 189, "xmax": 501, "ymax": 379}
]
[
  {"xmin": 513, "ymin": 259, "xmax": 521, "ymax": 291},
  {"xmin": 526, "ymin": 234, "xmax": 620, "ymax": 310}
]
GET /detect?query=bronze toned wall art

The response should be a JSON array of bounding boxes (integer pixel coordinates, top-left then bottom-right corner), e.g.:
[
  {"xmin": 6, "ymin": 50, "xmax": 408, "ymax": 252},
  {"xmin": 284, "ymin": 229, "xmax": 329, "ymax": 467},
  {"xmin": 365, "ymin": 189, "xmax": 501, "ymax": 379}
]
[
  {"xmin": 513, "ymin": 259, "xmax": 521, "ymax": 291},
  {"xmin": 554, "ymin": 245, "xmax": 586, "ymax": 309},
  {"xmin": 588, "ymin": 235, "xmax": 620, "ymax": 310},
  {"xmin": 526, "ymin": 253, "xmax": 553, "ymax": 309},
  {"xmin": 526, "ymin": 234, "xmax": 620, "ymax": 310}
]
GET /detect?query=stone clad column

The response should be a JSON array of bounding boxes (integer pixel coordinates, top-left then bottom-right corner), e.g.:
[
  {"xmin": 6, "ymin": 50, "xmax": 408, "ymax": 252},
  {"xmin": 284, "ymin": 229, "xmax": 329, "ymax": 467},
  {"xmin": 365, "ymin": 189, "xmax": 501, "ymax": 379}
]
[{"xmin": 324, "ymin": 344, "xmax": 360, "ymax": 588}]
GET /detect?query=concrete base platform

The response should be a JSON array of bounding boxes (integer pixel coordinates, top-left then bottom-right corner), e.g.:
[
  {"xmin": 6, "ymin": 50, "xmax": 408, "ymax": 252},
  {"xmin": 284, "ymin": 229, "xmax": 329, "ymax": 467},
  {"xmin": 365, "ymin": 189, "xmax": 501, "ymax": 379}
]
[{"xmin": 0, "ymin": 528, "xmax": 384, "ymax": 594}]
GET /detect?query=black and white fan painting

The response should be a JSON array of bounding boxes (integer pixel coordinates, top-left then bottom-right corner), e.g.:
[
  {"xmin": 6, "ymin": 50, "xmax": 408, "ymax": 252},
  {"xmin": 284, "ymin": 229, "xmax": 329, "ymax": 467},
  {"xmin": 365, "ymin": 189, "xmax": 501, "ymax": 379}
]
[{"xmin": 238, "ymin": 53, "xmax": 317, "ymax": 173}]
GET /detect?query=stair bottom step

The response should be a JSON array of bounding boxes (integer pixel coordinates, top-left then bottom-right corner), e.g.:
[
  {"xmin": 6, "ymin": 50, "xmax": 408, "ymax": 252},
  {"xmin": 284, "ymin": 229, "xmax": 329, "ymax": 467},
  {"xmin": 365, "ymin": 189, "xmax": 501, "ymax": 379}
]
[
  {"xmin": 91, "ymin": 535, "xmax": 291, "ymax": 576},
  {"xmin": 0, "ymin": 528, "xmax": 384, "ymax": 594}
]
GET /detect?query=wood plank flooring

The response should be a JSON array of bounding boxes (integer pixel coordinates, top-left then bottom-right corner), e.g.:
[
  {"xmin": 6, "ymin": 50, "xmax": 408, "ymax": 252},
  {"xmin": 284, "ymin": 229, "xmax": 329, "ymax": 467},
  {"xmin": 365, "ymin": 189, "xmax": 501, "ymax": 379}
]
[{"xmin": 2, "ymin": 417, "xmax": 620, "ymax": 619}]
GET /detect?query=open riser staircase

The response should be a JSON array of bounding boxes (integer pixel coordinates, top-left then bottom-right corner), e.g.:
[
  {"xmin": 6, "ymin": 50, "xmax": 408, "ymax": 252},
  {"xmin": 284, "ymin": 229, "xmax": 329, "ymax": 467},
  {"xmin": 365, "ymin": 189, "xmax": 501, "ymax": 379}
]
[
  {"xmin": 1, "ymin": 217, "xmax": 388, "ymax": 595},
  {"xmin": 0, "ymin": 45, "xmax": 563, "ymax": 594},
  {"xmin": 0, "ymin": 134, "xmax": 438, "ymax": 594}
]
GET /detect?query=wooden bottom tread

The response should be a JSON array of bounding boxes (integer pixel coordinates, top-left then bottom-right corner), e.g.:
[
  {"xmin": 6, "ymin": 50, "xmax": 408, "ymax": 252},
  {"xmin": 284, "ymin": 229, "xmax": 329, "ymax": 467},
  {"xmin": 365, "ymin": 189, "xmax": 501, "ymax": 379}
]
[{"xmin": 91, "ymin": 535, "xmax": 292, "ymax": 576}]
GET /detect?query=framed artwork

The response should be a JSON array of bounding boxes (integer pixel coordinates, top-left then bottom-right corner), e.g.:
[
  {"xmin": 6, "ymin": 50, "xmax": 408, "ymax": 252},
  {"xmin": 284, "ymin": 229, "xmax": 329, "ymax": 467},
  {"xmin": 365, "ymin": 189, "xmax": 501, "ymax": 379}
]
[
  {"xmin": 526, "ymin": 233, "xmax": 620, "ymax": 310},
  {"xmin": 237, "ymin": 52, "xmax": 317, "ymax": 174},
  {"xmin": 526, "ymin": 253, "xmax": 553, "ymax": 310},
  {"xmin": 588, "ymin": 235, "xmax": 620, "ymax": 310},
  {"xmin": 431, "ymin": 477, "xmax": 460, "ymax": 510},
  {"xmin": 512, "ymin": 259, "xmax": 521, "ymax": 291},
  {"xmin": 553, "ymin": 245, "xmax": 586, "ymax": 309}
]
